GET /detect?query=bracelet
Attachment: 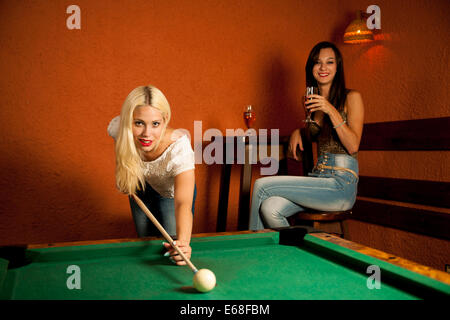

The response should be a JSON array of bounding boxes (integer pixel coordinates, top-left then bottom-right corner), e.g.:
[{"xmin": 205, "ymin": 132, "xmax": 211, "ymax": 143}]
[{"xmin": 333, "ymin": 120, "xmax": 346, "ymax": 129}]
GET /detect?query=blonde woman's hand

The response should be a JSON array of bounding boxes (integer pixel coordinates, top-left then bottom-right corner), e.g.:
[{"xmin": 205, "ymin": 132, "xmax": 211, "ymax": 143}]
[{"xmin": 163, "ymin": 240, "xmax": 192, "ymax": 266}]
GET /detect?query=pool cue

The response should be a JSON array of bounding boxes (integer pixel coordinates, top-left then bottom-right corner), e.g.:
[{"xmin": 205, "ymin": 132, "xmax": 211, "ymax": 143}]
[{"xmin": 130, "ymin": 193, "xmax": 198, "ymax": 273}]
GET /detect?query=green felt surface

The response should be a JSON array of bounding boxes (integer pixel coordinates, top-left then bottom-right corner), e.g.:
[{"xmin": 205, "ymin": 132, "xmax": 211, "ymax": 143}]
[{"xmin": 1, "ymin": 232, "xmax": 449, "ymax": 300}]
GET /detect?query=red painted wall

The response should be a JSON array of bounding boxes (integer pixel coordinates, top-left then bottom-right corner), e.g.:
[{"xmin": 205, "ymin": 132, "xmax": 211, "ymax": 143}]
[{"xmin": 0, "ymin": 0, "xmax": 448, "ymax": 269}]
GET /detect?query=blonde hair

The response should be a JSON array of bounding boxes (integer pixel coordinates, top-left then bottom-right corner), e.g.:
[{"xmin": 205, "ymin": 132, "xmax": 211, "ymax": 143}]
[{"xmin": 115, "ymin": 85, "xmax": 171, "ymax": 195}]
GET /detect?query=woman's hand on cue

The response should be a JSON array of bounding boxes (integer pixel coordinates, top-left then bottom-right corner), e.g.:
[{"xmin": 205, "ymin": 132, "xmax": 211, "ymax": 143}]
[{"xmin": 163, "ymin": 240, "xmax": 192, "ymax": 266}]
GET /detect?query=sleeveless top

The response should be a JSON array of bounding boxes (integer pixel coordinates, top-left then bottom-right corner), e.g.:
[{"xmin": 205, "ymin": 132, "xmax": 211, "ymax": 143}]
[{"xmin": 308, "ymin": 108, "xmax": 358, "ymax": 159}]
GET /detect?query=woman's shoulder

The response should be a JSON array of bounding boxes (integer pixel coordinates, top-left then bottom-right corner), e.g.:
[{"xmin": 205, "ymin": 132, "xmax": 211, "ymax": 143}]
[
  {"xmin": 165, "ymin": 130, "xmax": 195, "ymax": 173},
  {"xmin": 164, "ymin": 128, "xmax": 189, "ymax": 144},
  {"xmin": 163, "ymin": 129, "xmax": 192, "ymax": 153},
  {"xmin": 346, "ymin": 89, "xmax": 362, "ymax": 99},
  {"xmin": 344, "ymin": 89, "xmax": 364, "ymax": 116},
  {"xmin": 345, "ymin": 89, "xmax": 363, "ymax": 106},
  {"xmin": 168, "ymin": 128, "xmax": 188, "ymax": 143},
  {"xmin": 107, "ymin": 115, "xmax": 121, "ymax": 139}
]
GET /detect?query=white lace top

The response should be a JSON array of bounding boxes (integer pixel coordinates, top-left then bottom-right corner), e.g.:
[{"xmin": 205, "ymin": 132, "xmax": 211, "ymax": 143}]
[{"xmin": 108, "ymin": 116, "xmax": 195, "ymax": 198}]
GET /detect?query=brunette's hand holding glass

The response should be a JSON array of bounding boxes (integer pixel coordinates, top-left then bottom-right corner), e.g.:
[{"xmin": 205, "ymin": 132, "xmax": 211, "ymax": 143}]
[{"xmin": 303, "ymin": 86, "xmax": 319, "ymax": 123}]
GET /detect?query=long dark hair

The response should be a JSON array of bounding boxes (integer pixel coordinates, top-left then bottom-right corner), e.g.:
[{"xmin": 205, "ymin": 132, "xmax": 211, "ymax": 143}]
[{"xmin": 305, "ymin": 41, "xmax": 347, "ymax": 111}]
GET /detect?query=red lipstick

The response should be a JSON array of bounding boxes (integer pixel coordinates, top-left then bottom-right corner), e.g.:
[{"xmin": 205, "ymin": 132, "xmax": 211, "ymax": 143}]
[{"xmin": 139, "ymin": 139, "xmax": 152, "ymax": 147}]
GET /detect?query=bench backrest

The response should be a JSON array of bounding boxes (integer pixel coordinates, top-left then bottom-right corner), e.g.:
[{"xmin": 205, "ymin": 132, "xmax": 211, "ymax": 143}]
[{"xmin": 354, "ymin": 117, "xmax": 450, "ymax": 240}]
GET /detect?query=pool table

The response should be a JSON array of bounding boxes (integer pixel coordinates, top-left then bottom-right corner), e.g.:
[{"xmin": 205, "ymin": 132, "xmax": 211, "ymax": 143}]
[{"xmin": 1, "ymin": 227, "xmax": 449, "ymax": 300}]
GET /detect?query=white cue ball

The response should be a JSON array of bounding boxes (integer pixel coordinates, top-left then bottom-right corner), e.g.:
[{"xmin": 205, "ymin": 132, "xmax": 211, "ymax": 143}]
[{"xmin": 193, "ymin": 269, "xmax": 216, "ymax": 292}]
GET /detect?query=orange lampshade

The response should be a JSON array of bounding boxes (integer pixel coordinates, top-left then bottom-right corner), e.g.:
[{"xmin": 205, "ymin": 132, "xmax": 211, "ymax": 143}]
[{"xmin": 343, "ymin": 11, "xmax": 374, "ymax": 44}]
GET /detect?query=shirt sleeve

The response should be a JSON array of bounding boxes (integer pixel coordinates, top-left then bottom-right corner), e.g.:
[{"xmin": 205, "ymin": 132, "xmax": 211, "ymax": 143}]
[
  {"xmin": 107, "ymin": 116, "xmax": 121, "ymax": 140},
  {"xmin": 168, "ymin": 135, "xmax": 195, "ymax": 176}
]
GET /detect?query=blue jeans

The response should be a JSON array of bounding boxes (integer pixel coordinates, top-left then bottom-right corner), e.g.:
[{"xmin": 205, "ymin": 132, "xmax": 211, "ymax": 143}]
[
  {"xmin": 129, "ymin": 183, "xmax": 197, "ymax": 238},
  {"xmin": 249, "ymin": 153, "xmax": 358, "ymax": 230}
]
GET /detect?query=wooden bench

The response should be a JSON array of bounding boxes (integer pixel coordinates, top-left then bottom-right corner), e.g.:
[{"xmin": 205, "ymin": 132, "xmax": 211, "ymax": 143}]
[
  {"xmin": 286, "ymin": 117, "xmax": 450, "ymax": 240},
  {"xmin": 351, "ymin": 117, "xmax": 450, "ymax": 240},
  {"xmin": 214, "ymin": 117, "xmax": 450, "ymax": 240}
]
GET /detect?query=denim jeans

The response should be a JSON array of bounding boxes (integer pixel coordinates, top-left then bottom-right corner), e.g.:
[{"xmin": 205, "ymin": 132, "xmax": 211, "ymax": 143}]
[
  {"xmin": 249, "ymin": 152, "xmax": 358, "ymax": 230},
  {"xmin": 129, "ymin": 183, "xmax": 197, "ymax": 238}
]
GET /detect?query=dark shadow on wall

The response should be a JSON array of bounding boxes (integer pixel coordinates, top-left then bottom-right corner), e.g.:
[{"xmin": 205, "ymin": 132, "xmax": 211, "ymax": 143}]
[{"xmin": 259, "ymin": 54, "xmax": 302, "ymax": 137}]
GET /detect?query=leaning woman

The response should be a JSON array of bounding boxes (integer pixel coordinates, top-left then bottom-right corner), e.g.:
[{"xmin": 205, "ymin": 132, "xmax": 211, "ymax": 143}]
[{"xmin": 108, "ymin": 85, "xmax": 196, "ymax": 265}]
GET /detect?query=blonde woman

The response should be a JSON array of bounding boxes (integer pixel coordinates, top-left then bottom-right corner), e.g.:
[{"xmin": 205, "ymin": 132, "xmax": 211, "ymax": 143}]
[{"xmin": 108, "ymin": 85, "xmax": 196, "ymax": 265}]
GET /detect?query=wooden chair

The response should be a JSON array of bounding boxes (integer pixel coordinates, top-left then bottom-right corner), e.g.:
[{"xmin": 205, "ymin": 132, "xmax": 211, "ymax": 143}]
[
  {"xmin": 287, "ymin": 210, "xmax": 351, "ymax": 237},
  {"xmin": 280, "ymin": 128, "xmax": 352, "ymax": 237}
]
